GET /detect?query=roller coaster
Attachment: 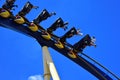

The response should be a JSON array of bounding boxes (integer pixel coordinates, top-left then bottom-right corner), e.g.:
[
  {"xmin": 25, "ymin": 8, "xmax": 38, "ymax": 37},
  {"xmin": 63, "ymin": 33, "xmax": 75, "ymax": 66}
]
[{"xmin": 0, "ymin": 0, "xmax": 120, "ymax": 80}]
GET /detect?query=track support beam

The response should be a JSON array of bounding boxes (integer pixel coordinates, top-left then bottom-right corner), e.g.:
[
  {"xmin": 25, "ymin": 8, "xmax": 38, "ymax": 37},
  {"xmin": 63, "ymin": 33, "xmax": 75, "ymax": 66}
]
[{"xmin": 42, "ymin": 46, "xmax": 60, "ymax": 80}]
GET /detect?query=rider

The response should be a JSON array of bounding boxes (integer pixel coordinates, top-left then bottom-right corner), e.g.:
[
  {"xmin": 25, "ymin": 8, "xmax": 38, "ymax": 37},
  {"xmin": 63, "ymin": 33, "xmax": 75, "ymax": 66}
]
[
  {"xmin": 72, "ymin": 34, "xmax": 96, "ymax": 53},
  {"xmin": 28, "ymin": 9, "xmax": 56, "ymax": 33},
  {"xmin": 17, "ymin": 1, "xmax": 38, "ymax": 17},
  {"xmin": 2, "ymin": 0, "xmax": 17, "ymax": 10},
  {"xmin": 59, "ymin": 27, "xmax": 83, "ymax": 44},
  {"xmin": 0, "ymin": 0, "xmax": 17, "ymax": 18},
  {"xmin": 33, "ymin": 9, "xmax": 56, "ymax": 24},
  {"xmin": 14, "ymin": 1, "xmax": 38, "ymax": 24},
  {"xmin": 47, "ymin": 17, "xmax": 68, "ymax": 34}
]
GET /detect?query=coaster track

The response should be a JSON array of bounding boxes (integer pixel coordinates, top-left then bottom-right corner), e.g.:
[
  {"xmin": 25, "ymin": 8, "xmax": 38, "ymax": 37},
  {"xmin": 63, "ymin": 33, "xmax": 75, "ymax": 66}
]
[{"xmin": 0, "ymin": 17, "xmax": 119, "ymax": 80}]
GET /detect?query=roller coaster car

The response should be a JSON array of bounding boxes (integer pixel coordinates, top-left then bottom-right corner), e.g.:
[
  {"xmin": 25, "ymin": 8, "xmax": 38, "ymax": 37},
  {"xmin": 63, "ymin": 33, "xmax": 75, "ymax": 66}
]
[{"xmin": 0, "ymin": 8, "xmax": 11, "ymax": 18}]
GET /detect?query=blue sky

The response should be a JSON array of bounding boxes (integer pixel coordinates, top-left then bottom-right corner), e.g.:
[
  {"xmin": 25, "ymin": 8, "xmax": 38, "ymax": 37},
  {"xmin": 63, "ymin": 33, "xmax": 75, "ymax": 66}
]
[{"xmin": 0, "ymin": 0, "xmax": 120, "ymax": 80}]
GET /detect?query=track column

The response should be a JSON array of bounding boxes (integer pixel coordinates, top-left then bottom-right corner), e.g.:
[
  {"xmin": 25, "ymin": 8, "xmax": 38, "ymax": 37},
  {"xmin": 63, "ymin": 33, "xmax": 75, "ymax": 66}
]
[{"xmin": 42, "ymin": 46, "xmax": 60, "ymax": 80}]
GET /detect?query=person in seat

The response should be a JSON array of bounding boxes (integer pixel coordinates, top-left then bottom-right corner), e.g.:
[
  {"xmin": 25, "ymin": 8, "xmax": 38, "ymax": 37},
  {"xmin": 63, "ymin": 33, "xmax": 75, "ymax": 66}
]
[
  {"xmin": 33, "ymin": 9, "xmax": 56, "ymax": 24},
  {"xmin": 27, "ymin": 9, "xmax": 56, "ymax": 32},
  {"xmin": 54, "ymin": 27, "xmax": 83, "ymax": 49},
  {"xmin": 73, "ymin": 34, "xmax": 96, "ymax": 53},
  {"xmin": 67, "ymin": 34, "xmax": 96, "ymax": 58},
  {"xmin": 0, "ymin": 0, "xmax": 17, "ymax": 18},
  {"xmin": 60, "ymin": 27, "xmax": 83, "ymax": 44},
  {"xmin": 47, "ymin": 17, "xmax": 68, "ymax": 34},
  {"xmin": 14, "ymin": 1, "xmax": 38, "ymax": 24},
  {"xmin": 18, "ymin": 1, "xmax": 38, "ymax": 17},
  {"xmin": 2, "ymin": 0, "xmax": 17, "ymax": 10}
]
